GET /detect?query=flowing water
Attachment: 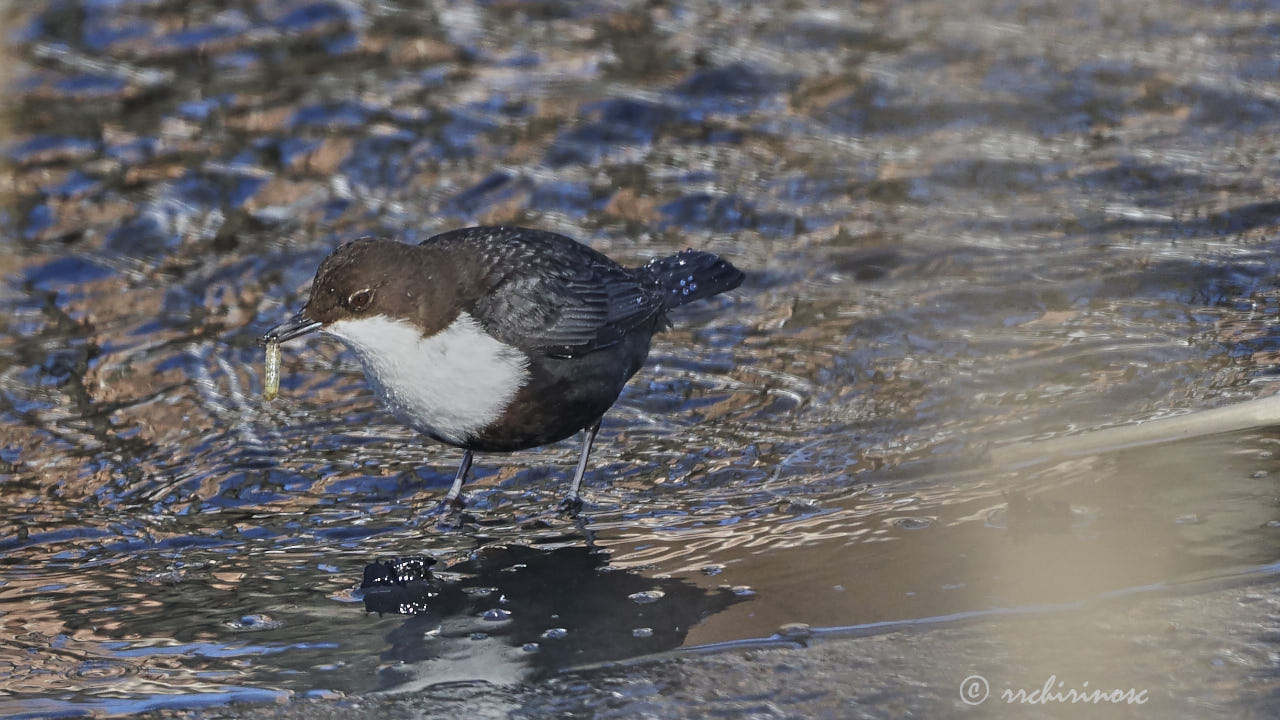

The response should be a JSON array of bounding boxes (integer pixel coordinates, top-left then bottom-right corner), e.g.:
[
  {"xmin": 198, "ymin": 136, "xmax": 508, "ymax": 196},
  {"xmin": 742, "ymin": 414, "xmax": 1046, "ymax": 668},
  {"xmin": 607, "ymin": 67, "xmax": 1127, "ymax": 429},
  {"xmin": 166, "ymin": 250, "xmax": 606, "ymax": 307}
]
[{"xmin": 1, "ymin": 0, "xmax": 1279, "ymax": 716}]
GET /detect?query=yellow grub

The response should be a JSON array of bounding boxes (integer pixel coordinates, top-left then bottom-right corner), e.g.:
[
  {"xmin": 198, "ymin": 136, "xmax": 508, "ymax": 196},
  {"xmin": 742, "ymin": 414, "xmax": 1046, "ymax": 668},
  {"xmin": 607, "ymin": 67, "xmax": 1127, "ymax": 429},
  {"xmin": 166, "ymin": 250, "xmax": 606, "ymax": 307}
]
[{"xmin": 264, "ymin": 340, "xmax": 281, "ymax": 400}]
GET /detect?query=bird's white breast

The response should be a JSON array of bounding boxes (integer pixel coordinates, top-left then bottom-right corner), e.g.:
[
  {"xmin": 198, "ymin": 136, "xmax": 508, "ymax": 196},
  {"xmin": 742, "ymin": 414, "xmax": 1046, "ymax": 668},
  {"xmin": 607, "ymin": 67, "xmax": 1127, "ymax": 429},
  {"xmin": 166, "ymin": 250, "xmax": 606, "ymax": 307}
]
[{"xmin": 323, "ymin": 313, "xmax": 529, "ymax": 444}]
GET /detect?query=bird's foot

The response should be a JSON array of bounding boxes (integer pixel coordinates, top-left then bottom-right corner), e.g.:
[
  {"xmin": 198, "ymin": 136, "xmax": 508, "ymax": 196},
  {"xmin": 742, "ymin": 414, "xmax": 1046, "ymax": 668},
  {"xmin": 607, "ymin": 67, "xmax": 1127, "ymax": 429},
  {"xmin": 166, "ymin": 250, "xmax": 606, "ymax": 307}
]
[
  {"xmin": 432, "ymin": 495, "xmax": 474, "ymax": 530},
  {"xmin": 557, "ymin": 495, "xmax": 584, "ymax": 517},
  {"xmin": 435, "ymin": 494, "xmax": 466, "ymax": 514}
]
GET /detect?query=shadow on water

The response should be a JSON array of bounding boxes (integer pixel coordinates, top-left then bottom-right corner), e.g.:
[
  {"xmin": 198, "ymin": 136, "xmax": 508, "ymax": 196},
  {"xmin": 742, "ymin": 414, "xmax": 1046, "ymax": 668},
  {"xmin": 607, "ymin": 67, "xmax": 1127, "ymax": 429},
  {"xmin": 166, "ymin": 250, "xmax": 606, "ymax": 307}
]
[
  {"xmin": 2, "ymin": 0, "xmax": 1280, "ymax": 716},
  {"xmin": 360, "ymin": 540, "xmax": 743, "ymax": 688}
]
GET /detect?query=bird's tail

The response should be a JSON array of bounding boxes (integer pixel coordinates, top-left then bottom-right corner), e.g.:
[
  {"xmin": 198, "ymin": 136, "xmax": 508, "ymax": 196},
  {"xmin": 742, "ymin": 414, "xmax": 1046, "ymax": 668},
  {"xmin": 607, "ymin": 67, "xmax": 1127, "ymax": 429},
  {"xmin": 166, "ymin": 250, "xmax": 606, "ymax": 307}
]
[{"xmin": 638, "ymin": 249, "xmax": 745, "ymax": 311}]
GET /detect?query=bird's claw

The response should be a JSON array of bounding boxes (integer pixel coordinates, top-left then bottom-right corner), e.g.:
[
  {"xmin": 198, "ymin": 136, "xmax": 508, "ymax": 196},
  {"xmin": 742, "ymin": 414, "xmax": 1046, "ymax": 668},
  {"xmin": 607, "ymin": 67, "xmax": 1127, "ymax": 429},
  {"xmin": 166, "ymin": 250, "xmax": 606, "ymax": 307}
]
[
  {"xmin": 440, "ymin": 495, "xmax": 466, "ymax": 511},
  {"xmin": 557, "ymin": 495, "xmax": 584, "ymax": 517},
  {"xmin": 432, "ymin": 495, "xmax": 473, "ymax": 530}
]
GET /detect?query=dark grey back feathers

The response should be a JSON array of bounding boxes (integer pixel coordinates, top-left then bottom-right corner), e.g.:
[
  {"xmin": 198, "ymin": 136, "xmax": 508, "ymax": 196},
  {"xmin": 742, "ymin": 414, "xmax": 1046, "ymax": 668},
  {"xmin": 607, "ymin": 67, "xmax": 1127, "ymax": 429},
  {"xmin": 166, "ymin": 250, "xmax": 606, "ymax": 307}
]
[{"xmin": 424, "ymin": 226, "xmax": 743, "ymax": 359}]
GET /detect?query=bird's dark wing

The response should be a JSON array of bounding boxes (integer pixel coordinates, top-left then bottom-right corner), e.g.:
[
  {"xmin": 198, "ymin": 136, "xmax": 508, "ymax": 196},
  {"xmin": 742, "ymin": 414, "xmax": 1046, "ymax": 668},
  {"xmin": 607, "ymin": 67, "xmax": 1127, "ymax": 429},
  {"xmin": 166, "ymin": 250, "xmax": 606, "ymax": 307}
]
[
  {"xmin": 428, "ymin": 227, "xmax": 663, "ymax": 358},
  {"xmin": 476, "ymin": 260, "xmax": 661, "ymax": 358}
]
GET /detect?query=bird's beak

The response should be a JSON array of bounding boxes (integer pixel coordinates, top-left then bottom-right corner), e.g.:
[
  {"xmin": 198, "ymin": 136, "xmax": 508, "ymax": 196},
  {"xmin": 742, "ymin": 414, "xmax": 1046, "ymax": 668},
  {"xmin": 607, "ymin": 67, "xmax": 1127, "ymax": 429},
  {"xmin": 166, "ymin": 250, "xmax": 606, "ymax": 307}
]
[{"xmin": 262, "ymin": 310, "xmax": 322, "ymax": 345}]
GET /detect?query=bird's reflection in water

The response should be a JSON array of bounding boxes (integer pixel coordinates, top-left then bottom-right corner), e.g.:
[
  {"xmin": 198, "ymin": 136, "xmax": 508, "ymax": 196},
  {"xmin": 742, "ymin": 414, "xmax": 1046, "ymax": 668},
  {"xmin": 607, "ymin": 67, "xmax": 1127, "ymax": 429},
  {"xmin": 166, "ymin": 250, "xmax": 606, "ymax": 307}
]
[{"xmin": 359, "ymin": 533, "xmax": 743, "ymax": 690}]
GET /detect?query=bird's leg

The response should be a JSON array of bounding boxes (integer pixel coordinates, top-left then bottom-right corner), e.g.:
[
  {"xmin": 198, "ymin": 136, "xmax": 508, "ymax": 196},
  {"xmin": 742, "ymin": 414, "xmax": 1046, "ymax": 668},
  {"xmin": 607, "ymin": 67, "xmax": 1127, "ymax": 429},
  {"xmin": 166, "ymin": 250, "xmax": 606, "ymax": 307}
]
[
  {"xmin": 438, "ymin": 449, "xmax": 472, "ymax": 513},
  {"xmin": 559, "ymin": 419, "xmax": 601, "ymax": 516}
]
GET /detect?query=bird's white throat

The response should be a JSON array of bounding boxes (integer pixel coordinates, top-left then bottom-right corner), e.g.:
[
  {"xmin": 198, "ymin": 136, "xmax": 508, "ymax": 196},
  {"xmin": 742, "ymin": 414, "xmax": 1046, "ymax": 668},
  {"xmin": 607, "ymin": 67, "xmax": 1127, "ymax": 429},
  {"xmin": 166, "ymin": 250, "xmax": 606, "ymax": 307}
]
[{"xmin": 324, "ymin": 312, "xmax": 529, "ymax": 444}]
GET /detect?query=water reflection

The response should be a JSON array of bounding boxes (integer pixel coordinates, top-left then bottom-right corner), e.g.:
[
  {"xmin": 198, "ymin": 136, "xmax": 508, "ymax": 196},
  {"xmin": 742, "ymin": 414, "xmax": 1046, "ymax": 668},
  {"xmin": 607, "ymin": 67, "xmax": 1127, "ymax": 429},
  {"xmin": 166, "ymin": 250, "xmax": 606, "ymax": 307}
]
[{"xmin": 361, "ymin": 541, "xmax": 743, "ymax": 687}]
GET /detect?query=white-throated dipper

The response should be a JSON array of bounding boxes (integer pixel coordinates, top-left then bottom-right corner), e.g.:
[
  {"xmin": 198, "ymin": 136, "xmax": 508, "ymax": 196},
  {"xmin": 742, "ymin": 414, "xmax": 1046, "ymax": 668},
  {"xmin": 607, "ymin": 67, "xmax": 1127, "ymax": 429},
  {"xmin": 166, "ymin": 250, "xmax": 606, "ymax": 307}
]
[{"xmin": 264, "ymin": 225, "xmax": 744, "ymax": 516}]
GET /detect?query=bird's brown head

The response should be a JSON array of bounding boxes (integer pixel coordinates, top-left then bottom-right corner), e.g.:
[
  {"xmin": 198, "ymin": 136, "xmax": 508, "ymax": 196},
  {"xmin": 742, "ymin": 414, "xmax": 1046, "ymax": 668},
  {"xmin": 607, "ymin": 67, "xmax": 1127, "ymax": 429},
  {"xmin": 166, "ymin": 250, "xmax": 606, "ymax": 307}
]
[
  {"xmin": 303, "ymin": 238, "xmax": 404, "ymax": 325},
  {"xmin": 263, "ymin": 238, "xmax": 453, "ymax": 344}
]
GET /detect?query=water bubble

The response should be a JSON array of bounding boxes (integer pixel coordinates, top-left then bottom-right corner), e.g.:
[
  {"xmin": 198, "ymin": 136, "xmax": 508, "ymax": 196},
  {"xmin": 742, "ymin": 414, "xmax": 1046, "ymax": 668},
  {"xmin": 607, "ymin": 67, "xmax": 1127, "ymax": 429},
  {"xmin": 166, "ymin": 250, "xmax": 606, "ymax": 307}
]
[
  {"xmin": 521, "ymin": 642, "xmax": 540, "ymax": 653},
  {"xmin": 470, "ymin": 632, "xmax": 488, "ymax": 641},
  {"xmin": 68, "ymin": 660, "xmax": 136, "ymax": 682},
  {"xmin": 628, "ymin": 590, "xmax": 665, "ymax": 604},
  {"xmin": 701, "ymin": 564, "xmax": 724, "ymax": 576},
  {"xmin": 731, "ymin": 585, "xmax": 756, "ymax": 596},
  {"xmin": 481, "ymin": 608, "xmax": 512, "ymax": 621},
  {"xmin": 782, "ymin": 497, "xmax": 820, "ymax": 512},
  {"xmin": 890, "ymin": 517, "xmax": 932, "ymax": 530},
  {"xmin": 541, "ymin": 627, "xmax": 568, "ymax": 640},
  {"xmin": 632, "ymin": 627, "xmax": 654, "ymax": 638},
  {"xmin": 225, "ymin": 614, "xmax": 282, "ymax": 631}
]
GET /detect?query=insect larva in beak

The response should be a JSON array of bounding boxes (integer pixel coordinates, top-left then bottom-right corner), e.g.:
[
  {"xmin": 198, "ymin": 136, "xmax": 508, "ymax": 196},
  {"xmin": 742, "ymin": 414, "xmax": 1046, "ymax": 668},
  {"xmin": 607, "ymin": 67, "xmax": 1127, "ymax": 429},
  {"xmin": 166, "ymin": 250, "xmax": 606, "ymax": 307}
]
[{"xmin": 264, "ymin": 340, "xmax": 281, "ymax": 401}]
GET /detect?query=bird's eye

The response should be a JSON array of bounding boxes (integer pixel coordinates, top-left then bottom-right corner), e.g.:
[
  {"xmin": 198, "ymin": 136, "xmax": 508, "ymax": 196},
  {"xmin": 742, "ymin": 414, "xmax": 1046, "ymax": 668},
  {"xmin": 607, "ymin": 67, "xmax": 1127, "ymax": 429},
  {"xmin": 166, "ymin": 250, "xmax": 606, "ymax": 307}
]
[{"xmin": 347, "ymin": 288, "xmax": 373, "ymax": 311}]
